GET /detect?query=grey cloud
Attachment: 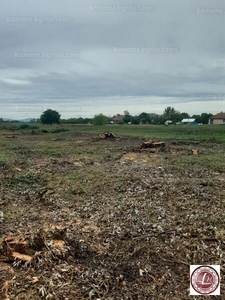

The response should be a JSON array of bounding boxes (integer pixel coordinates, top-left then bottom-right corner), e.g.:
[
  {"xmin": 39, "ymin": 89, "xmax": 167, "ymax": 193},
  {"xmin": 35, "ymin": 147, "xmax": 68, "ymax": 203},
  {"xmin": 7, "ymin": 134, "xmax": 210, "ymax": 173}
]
[{"xmin": 0, "ymin": 0, "xmax": 224, "ymax": 118}]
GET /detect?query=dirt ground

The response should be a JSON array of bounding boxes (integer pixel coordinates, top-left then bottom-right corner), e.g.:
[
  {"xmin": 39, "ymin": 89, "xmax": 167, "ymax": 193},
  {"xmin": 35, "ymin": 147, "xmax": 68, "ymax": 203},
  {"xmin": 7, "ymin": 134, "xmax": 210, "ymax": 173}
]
[{"xmin": 0, "ymin": 131, "xmax": 225, "ymax": 299}]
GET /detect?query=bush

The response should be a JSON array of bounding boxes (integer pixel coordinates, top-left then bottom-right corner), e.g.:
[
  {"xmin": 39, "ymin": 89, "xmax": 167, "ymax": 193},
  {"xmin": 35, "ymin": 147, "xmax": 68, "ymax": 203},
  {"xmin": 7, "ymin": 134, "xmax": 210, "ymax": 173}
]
[
  {"xmin": 51, "ymin": 128, "xmax": 69, "ymax": 133},
  {"xmin": 18, "ymin": 124, "xmax": 30, "ymax": 129},
  {"xmin": 93, "ymin": 113, "xmax": 108, "ymax": 126},
  {"xmin": 17, "ymin": 124, "xmax": 38, "ymax": 130}
]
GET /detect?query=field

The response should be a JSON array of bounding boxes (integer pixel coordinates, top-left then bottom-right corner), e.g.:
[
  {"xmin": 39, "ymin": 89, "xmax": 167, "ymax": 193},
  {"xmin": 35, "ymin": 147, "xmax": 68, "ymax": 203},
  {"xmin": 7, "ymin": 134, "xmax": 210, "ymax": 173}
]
[{"xmin": 0, "ymin": 124, "xmax": 225, "ymax": 299}]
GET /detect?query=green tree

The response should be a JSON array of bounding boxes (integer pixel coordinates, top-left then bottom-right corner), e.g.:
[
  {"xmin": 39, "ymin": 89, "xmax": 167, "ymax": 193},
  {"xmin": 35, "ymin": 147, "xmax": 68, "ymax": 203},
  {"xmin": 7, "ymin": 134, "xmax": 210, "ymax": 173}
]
[
  {"xmin": 131, "ymin": 115, "xmax": 140, "ymax": 124},
  {"xmin": 123, "ymin": 113, "xmax": 132, "ymax": 124},
  {"xmin": 152, "ymin": 115, "xmax": 166, "ymax": 124},
  {"xmin": 181, "ymin": 112, "xmax": 190, "ymax": 119},
  {"xmin": 171, "ymin": 112, "xmax": 183, "ymax": 123},
  {"xmin": 163, "ymin": 106, "xmax": 176, "ymax": 119},
  {"xmin": 163, "ymin": 107, "xmax": 184, "ymax": 123},
  {"xmin": 138, "ymin": 112, "xmax": 151, "ymax": 124},
  {"xmin": 93, "ymin": 113, "xmax": 108, "ymax": 125},
  {"xmin": 200, "ymin": 113, "xmax": 213, "ymax": 124},
  {"xmin": 40, "ymin": 109, "xmax": 61, "ymax": 125},
  {"xmin": 192, "ymin": 114, "xmax": 201, "ymax": 123}
]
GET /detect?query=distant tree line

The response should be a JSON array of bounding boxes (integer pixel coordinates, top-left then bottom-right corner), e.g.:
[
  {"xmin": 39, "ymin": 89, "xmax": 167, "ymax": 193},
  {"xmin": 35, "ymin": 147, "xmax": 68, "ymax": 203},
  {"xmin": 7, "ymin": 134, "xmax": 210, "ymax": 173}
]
[
  {"xmin": 0, "ymin": 107, "xmax": 213, "ymax": 125},
  {"xmin": 119, "ymin": 107, "xmax": 213, "ymax": 125}
]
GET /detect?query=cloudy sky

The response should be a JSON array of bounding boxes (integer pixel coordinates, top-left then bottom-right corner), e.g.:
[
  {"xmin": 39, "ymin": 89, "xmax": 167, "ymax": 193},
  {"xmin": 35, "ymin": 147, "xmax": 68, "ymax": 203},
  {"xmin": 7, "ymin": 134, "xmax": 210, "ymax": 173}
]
[{"xmin": 0, "ymin": 0, "xmax": 225, "ymax": 119}]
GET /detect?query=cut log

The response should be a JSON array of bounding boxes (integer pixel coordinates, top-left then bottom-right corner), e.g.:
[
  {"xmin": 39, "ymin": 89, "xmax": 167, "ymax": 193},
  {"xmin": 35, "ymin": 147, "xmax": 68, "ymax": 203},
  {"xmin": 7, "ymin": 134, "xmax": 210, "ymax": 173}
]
[
  {"xmin": 11, "ymin": 252, "xmax": 32, "ymax": 262},
  {"xmin": 99, "ymin": 132, "xmax": 116, "ymax": 139},
  {"xmin": 5, "ymin": 135, "xmax": 17, "ymax": 139},
  {"xmin": 148, "ymin": 148, "xmax": 159, "ymax": 153},
  {"xmin": 192, "ymin": 149, "xmax": 198, "ymax": 155},
  {"xmin": 99, "ymin": 133, "xmax": 106, "ymax": 139},
  {"xmin": 53, "ymin": 240, "xmax": 66, "ymax": 248},
  {"xmin": 140, "ymin": 140, "xmax": 153, "ymax": 149},
  {"xmin": 152, "ymin": 142, "xmax": 165, "ymax": 148},
  {"xmin": 141, "ymin": 141, "xmax": 165, "ymax": 149}
]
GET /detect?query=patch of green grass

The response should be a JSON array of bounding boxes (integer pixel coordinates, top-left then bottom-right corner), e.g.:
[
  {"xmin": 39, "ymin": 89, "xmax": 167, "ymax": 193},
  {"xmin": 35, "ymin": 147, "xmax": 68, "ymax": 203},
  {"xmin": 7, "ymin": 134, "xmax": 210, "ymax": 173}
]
[
  {"xmin": 51, "ymin": 128, "xmax": 69, "ymax": 133},
  {"xmin": 35, "ymin": 146, "xmax": 63, "ymax": 158},
  {"xmin": 86, "ymin": 149, "xmax": 94, "ymax": 155},
  {"xmin": 75, "ymin": 150, "xmax": 83, "ymax": 156},
  {"xmin": 4, "ymin": 209, "xmax": 17, "ymax": 222},
  {"xmin": 5, "ymin": 172, "xmax": 47, "ymax": 187},
  {"xmin": 170, "ymin": 153, "xmax": 225, "ymax": 172},
  {"xmin": 2, "ymin": 123, "xmax": 225, "ymax": 145},
  {"xmin": 31, "ymin": 124, "xmax": 225, "ymax": 145},
  {"xmin": 104, "ymin": 153, "xmax": 112, "ymax": 159},
  {"xmin": 18, "ymin": 124, "xmax": 38, "ymax": 130},
  {"xmin": 0, "ymin": 152, "xmax": 7, "ymax": 160},
  {"xmin": 69, "ymin": 175, "xmax": 79, "ymax": 181},
  {"xmin": 0, "ymin": 154, "xmax": 10, "ymax": 169},
  {"xmin": 71, "ymin": 183, "xmax": 86, "ymax": 195},
  {"xmin": 0, "ymin": 151, "xmax": 15, "ymax": 166},
  {"xmin": 41, "ymin": 129, "xmax": 49, "ymax": 133}
]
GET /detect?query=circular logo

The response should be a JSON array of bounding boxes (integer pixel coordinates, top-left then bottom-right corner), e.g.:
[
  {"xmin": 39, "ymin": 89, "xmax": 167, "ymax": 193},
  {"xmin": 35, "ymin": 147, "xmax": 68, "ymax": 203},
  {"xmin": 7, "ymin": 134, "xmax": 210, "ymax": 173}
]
[{"xmin": 191, "ymin": 266, "xmax": 219, "ymax": 294}]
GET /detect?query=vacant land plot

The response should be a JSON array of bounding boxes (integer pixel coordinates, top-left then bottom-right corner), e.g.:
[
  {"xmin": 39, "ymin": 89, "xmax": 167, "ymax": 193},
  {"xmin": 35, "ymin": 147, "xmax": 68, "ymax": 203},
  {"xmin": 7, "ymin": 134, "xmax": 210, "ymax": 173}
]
[{"xmin": 0, "ymin": 124, "xmax": 225, "ymax": 299}]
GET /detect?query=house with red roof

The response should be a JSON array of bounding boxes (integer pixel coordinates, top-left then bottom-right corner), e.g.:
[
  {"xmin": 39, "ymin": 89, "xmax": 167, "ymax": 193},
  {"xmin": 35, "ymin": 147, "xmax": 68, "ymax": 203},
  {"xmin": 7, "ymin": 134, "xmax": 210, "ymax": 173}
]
[
  {"xmin": 112, "ymin": 114, "xmax": 124, "ymax": 124},
  {"xmin": 209, "ymin": 112, "xmax": 225, "ymax": 124}
]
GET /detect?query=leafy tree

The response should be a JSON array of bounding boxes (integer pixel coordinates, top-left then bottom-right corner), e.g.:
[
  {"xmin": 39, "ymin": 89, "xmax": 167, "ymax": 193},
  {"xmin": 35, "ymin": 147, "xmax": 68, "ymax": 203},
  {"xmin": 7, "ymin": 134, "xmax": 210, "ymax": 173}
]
[
  {"xmin": 192, "ymin": 114, "xmax": 213, "ymax": 124},
  {"xmin": 181, "ymin": 112, "xmax": 190, "ymax": 119},
  {"xmin": 93, "ymin": 113, "xmax": 108, "ymax": 125},
  {"xmin": 163, "ymin": 107, "xmax": 186, "ymax": 123},
  {"xmin": 131, "ymin": 115, "xmax": 140, "ymax": 124},
  {"xmin": 151, "ymin": 115, "xmax": 164, "ymax": 124},
  {"xmin": 192, "ymin": 114, "xmax": 201, "ymax": 123},
  {"xmin": 200, "ymin": 113, "xmax": 213, "ymax": 124},
  {"xmin": 40, "ymin": 109, "xmax": 61, "ymax": 125},
  {"xmin": 138, "ymin": 112, "xmax": 151, "ymax": 124},
  {"xmin": 123, "ymin": 111, "xmax": 132, "ymax": 123},
  {"xmin": 163, "ymin": 106, "xmax": 176, "ymax": 119},
  {"xmin": 171, "ymin": 112, "xmax": 183, "ymax": 123},
  {"xmin": 0, "ymin": 118, "xmax": 4, "ymax": 122}
]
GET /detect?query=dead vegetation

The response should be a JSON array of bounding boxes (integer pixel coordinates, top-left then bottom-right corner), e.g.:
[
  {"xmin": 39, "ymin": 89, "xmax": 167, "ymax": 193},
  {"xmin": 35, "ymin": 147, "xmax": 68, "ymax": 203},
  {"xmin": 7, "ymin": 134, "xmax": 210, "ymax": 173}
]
[{"xmin": 0, "ymin": 131, "xmax": 225, "ymax": 299}]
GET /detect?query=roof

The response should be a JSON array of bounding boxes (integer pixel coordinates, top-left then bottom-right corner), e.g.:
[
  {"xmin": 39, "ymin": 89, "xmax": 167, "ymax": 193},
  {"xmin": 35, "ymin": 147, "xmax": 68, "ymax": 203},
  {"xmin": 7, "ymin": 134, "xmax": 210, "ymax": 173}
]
[
  {"xmin": 113, "ymin": 114, "xmax": 124, "ymax": 121},
  {"xmin": 210, "ymin": 112, "xmax": 225, "ymax": 119},
  {"xmin": 181, "ymin": 118, "xmax": 196, "ymax": 123}
]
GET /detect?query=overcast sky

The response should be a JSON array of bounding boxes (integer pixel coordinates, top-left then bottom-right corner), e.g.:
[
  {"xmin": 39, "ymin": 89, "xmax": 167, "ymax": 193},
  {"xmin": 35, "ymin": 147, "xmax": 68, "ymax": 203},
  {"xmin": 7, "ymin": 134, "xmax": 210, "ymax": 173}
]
[{"xmin": 0, "ymin": 0, "xmax": 225, "ymax": 119}]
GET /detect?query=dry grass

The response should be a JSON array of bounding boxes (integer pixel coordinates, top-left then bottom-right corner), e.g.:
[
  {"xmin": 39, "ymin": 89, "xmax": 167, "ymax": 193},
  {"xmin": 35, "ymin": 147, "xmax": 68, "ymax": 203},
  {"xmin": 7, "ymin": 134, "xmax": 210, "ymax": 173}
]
[{"xmin": 0, "ymin": 129, "xmax": 224, "ymax": 299}]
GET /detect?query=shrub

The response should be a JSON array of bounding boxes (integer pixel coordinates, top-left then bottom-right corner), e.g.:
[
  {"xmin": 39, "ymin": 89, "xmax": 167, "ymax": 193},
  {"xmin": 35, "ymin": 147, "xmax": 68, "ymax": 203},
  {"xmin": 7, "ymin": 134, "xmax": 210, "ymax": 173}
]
[{"xmin": 93, "ymin": 113, "xmax": 108, "ymax": 126}]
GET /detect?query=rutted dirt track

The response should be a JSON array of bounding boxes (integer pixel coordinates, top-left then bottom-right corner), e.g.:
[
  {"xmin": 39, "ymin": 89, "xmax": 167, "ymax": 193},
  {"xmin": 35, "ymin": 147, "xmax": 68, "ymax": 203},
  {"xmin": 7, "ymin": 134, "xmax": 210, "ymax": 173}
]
[{"xmin": 0, "ymin": 131, "xmax": 225, "ymax": 299}]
